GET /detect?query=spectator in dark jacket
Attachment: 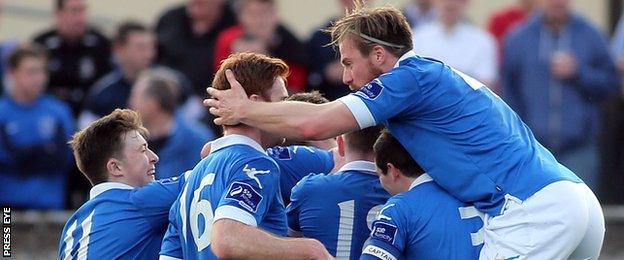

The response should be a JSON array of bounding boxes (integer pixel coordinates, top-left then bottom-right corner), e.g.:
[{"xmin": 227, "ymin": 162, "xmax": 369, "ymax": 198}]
[
  {"xmin": 306, "ymin": 0, "xmax": 355, "ymax": 101},
  {"xmin": 33, "ymin": 0, "xmax": 111, "ymax": 116},
  {"xmin": 79, "ymin": 21, "xmax": 156, "ymax": 128}
]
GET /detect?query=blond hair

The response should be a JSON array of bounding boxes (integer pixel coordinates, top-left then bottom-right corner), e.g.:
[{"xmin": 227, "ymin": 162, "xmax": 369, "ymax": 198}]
[{"xmin": 327, "ymin": 0, "xmax": 412, "ymax": 57}]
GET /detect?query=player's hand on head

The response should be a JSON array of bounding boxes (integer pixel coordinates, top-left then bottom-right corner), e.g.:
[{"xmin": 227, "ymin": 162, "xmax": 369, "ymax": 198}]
[{"xmin": 204, "ymin": 69, "xmax": 249, "ymax": 125}]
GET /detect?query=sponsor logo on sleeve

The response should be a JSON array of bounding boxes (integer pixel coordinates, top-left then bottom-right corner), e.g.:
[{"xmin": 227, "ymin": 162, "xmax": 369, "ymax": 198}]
[
  {"xmin": 355, "ymin": 79, "xmax": 384, "ymax": 100},
  {"xmin": 225, "ymin": 182, "xmax": 263, "ymax": 213},
  {"xmin": 362, "ymin": 245, "xmax": 397, "ymax": 260},
  {"xmin": 371, "ymin": 222, "xmax": 398, "ymax": 244}
]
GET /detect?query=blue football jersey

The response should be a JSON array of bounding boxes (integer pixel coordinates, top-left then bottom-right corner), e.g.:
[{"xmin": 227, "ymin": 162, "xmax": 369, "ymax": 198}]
[
  {"xmin": 287, "ymin": 161, "xmax": 390, "ymax": 259},
  {"xmin": 361, "ymin": 174, "xmax": 484, "ymax": 260},
  {"xmin": 160, "ymin": 135, "xmax": 286, "ymax": 260},
  {"xmin": 338, "ymin": 51, "xmax": 582, "ymax": 216},
  {"xmin": 267, "ymin": 145, "xmax": 334, "ymax": 204},
  {"xmin": 58, "ymin": 174, "xmax": 186, "ymax": 259}
]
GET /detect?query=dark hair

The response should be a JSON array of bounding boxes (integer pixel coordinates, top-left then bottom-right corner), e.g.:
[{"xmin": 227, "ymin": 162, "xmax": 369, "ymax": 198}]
[
  {"xmin": 212, "ymin": 52, "xmax": 289, "ymax": 99},
  {"xmin": 55, "ymin": 0, "xmax": 83, "ymax": 11},
  {"xmin": 137, "ymin": 71, "xmax": 179, "ymax": 114},
  {"xmin": 8, "ymin": 44, "xmax": 47, "ymax": 70},
  {"xmin": 286, "ymin": 90, "xmax": 329, "ymax": 104},
  {"xmin": 327, "ymin": 0, "xmax": 413, "ymax": 57},
  {"xmin": 344, "ymin": 125, "xmax": 383, "ymax": 154},
  {"xmin": 55, "ymin": 0, "xmax": 66, "ymax": 11},
  {"xmin": 233, "ymin": 0, "xmax": 275, "ymax": 13},
  {"xmin": 373, "ymin": 130, "xmax": 424, "ymax": 177},
  {"xmin": 114, "ymin": 20, "xmax": 149, "ymax": 45},
  {"xmin": 69, "ymin": 109, "xmax": 148, "ymax": 185}
]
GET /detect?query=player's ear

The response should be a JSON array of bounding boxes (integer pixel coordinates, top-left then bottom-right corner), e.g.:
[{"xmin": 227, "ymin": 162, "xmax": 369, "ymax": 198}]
[
  {"xmin": 387, "ymin": 163, "xmax": 401, "ymax": 180},
  {"xmin": 337, "ymin": 135, "xmax": 346, "ymax": 157},
  {"xmin": 107, "ymin": 158, "xmax": 124, "ymax": 178},
  {"xmin": 372, "ymin": 45, "xmax": 385, "ymax": 65}
]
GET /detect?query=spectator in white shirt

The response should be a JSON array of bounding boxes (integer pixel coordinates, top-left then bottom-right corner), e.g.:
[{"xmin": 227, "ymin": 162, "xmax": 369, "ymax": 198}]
[
  {"xmin": 403, "ymin": 0, "xmax": 437, "ymax": 29},
  {"xmin": 412, "ymin": 0, "xmax": 498, "ymax": 90}
]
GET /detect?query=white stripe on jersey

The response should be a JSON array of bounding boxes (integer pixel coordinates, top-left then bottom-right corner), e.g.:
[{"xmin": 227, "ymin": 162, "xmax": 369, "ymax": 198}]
[
  {"xmin": 76, "ymin": 210, "xmax": 95, "ymax": 260},
  {"xmin": 337, "ymin": 200, "xmax": 355, "ymax": 259},
  {"xmin": 62, "ymin": 220, "xmax": 78, "ymax": 260}
]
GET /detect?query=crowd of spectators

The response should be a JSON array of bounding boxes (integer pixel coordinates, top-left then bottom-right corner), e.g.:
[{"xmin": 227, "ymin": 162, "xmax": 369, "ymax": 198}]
[{"xmin": 1, "ymin": 0, "xmax": 624, "ymax": 209}]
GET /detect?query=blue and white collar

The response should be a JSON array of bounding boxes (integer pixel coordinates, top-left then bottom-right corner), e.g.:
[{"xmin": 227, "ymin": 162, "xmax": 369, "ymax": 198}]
[
  {"xmin": 210, "ymin": 134, "xmax": 265, "ymax": 154},
  {"xmin": 394, "ymin": 50, "xmax": 417, "ymax": 68},
  {"xmin": 90, "ymin": 182, "xmax": 134, "ymax": 199},
  {"xmin": 408, "ymin": 173, "xmax": 433, "ymax": 190},
  {"xmin": 338, "ymin": 160, "xmax": 377, "ymax": 175}
]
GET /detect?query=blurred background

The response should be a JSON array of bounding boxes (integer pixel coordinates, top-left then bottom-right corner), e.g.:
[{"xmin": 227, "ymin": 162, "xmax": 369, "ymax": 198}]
[{"xmin": 1, "ymin": 0, "xmax": 623, "ymax": 259}]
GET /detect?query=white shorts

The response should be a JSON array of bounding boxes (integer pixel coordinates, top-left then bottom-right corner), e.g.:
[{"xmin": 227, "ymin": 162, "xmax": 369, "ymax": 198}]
[{"xmin": 479, "ymin": 181, "xmax": 605, "ymax": 260}]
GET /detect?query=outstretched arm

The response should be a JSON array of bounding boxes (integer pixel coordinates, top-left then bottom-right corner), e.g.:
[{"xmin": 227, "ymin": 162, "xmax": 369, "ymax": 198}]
[
  {"xmin": 211, "ymin": 219, "xmax": 333, "ymax": 259},
  {"xmin": 205, "ymin": 70, "xmax": 359, "ymax": 141}
]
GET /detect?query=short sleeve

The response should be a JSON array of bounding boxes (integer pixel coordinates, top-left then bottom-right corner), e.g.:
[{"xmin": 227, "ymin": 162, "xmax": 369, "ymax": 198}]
[
  {"xmin": 360, "ymin": 200, "xmax": 407, "ymax": 260},
  {"xmin": 160, "ymin": 204, "xmax": 183, "ymax": 259},
  {"xmin": 338, "ymin": 68, "xmax": 420, "ymax": 129},
  {"xmin": 214, "ymin": 158, "xmax": 280, "ymax": 227},
  {"xmin": 286, "ymin": 174, "xmax": 314, "ymax": 236},
  {"xmin": 131, "ymin": 171, "xmax": 188, "ymax": 220}
]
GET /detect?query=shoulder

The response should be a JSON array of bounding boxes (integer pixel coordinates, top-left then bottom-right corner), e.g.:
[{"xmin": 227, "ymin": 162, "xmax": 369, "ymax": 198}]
[
  {"xmin": 158, "ymin": 5, "xmax": 186, "ymax": 23},
  {"xmin": 32, "ymin": 28, "xmax": 57, "ymax": 43},
  {"xmin": 409, "ymin": 181, "xmax": 464, "ymax": 207},
  {"xmin": 276, "ymin": 24, "xmax": 300, "ymax": 40},
  {"xmin": 266, "ymin": 146, "xmax": 293, "ymax": 160},
  {"xmin": 570, "ymin": 13, "xmax": 605, "ymax": 36},
  {"xmin": 85, "ymin": 28, "xmax": 110, "ymax": 44},
  {"xmin": 240, "ymin": 153, "xmax": 281, "ymax": 173},
  {"xmin": 175, "ymin": 118, "xmax": 212, "ymax": 141},
  {"xmin": 506, "ymin": 14, "xmax": 540, "ymax": 42},
  {"xmin": 40, "ymin": 95, "xmax": 72, "ymax": 114},
  {"xmin": 88, "ymin": 71, "xmax": 123, "ymax": 97},
  {"xmin": 291, "ymin": 173, "xmax": 329, "ymax": 197}
]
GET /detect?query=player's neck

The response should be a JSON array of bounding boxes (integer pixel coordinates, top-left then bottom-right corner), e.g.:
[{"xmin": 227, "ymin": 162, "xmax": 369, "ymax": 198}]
[
  {"xmin": 106, "ymin": 176, "xmax": 138, "ymax": 188},
  {"xmin": 330, "ymin": 147, "xmax": 346, "ymax": 173},
  {"xmin": 223, "ymin": 125, "xmax": 263, "ymax": 147},
  {"xmin": 343, "ymin": 151, "xmax": 374, "ymax": 164},
  {"xmin": 403, "ymin": 176, "xmax": 418, "ymax": 192}
]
